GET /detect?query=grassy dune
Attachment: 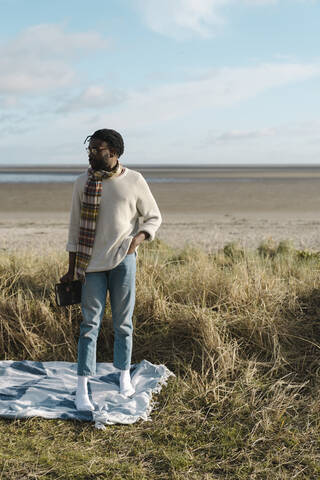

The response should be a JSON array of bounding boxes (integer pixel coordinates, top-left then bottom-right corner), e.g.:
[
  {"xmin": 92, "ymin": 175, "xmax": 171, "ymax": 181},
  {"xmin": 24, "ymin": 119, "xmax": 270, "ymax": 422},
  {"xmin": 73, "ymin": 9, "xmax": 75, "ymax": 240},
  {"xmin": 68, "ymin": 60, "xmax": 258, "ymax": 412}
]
[{"xmin": 1, "ymin": 239, "xmax": 320, "ymax": 479}]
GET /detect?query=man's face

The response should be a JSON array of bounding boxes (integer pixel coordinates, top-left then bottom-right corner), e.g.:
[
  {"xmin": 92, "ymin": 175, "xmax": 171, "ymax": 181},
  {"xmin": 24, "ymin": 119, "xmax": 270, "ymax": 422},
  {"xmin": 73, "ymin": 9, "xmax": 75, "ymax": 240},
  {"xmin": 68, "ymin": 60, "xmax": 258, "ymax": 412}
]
[{"xmin": 87, "ymin": 138, "xmax": 117, "ymax": 171}]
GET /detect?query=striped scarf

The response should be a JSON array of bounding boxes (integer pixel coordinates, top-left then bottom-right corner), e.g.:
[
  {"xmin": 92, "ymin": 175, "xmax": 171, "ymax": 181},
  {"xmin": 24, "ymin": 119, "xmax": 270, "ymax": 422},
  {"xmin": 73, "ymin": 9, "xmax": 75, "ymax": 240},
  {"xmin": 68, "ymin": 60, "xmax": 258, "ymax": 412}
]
[{"xmin": 75, "ymin": 162, "xmax": 122, "ymax": 281}]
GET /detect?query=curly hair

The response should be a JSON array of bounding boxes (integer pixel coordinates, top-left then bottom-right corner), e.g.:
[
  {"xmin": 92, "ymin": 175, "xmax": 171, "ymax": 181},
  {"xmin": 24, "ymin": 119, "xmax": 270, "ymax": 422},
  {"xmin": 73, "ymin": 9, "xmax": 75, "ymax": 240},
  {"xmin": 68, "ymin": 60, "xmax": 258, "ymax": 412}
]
[{"xmin": 84, "ymin": 129, "xmax": 124, "ymax": 158}]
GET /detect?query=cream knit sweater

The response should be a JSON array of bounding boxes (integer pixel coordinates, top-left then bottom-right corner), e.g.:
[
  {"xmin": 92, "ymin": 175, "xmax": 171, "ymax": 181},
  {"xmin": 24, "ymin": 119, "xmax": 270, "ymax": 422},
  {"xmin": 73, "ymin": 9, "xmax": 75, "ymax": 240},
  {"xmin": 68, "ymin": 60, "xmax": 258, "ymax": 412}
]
[{"xmin": 66, "ymin": 167, "xmax": 162, "ymax": 272}]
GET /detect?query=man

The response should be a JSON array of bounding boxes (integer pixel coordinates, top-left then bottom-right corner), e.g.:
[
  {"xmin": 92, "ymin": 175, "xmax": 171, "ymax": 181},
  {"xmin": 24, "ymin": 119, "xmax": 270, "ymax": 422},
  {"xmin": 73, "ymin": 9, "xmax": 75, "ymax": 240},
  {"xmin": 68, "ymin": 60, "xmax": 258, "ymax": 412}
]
[{"xmin": 60, "ymin": 129, "xmax": 162, "ymax": 411}]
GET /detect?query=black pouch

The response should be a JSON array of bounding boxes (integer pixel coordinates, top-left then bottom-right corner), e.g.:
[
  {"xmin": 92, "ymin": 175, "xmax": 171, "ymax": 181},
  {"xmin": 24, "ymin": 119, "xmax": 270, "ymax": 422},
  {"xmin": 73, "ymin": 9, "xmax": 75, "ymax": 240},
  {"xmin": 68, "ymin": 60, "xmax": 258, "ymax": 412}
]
[{"xmin": 55, "ymin": 280, "xmax": 82, "ymax": 307}]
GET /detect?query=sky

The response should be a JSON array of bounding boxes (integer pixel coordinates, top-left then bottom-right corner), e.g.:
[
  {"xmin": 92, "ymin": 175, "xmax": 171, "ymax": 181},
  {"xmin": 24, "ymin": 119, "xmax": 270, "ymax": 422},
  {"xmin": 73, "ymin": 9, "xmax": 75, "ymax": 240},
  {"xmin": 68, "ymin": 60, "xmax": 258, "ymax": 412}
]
[{"xmin": 0, "ymin": 0, "xmax": 319, "ymax": 166}]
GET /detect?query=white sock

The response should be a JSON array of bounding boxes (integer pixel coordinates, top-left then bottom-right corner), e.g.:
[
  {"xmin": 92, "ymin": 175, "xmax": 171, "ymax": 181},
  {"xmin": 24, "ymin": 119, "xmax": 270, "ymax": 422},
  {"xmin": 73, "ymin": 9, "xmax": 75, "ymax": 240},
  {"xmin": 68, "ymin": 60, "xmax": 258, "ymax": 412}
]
[
  {"xmin": 119, "ymin": 368, "xmax": 135, "ymax": 397},
  {"xmin": 75, "ymin": 375, "xmax": 94, "ymax": 411}
]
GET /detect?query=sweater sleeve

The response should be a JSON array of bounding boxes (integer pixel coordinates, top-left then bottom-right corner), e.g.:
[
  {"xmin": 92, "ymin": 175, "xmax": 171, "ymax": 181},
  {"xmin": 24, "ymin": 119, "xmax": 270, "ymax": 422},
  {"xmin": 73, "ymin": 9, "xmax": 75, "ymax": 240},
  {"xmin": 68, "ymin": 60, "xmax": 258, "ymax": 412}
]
[
  {"xmin": 66, "ymin": 179, "xmax": 82, "ymax": 252},
  {"xmin": 136, "ymin": 174, "xmax": 162, "ymax": 242}
]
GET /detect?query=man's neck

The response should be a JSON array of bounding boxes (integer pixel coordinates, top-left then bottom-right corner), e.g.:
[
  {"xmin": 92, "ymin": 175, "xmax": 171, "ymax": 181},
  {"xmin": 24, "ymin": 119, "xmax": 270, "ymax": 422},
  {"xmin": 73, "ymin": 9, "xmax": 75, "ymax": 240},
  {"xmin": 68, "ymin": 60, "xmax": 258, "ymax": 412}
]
[{"xmin": 106, "ymin": 158, "xmax": 119, "ymax": 171}]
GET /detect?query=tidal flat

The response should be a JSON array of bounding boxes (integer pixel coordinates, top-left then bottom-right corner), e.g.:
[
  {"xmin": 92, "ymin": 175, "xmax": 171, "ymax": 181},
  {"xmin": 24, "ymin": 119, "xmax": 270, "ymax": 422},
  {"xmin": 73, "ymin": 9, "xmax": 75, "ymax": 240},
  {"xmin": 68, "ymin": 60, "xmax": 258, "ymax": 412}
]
[{"xmin": 1, "ymin": 165, "xmax": 320, "ymax": 253}]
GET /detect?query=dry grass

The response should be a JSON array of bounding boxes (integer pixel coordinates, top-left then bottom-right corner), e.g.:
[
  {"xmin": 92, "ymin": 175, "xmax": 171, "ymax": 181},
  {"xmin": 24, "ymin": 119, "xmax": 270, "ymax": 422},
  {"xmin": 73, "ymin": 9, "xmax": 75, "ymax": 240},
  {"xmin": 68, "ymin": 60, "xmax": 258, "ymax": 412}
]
[{"xmin": 1, "ymin": 238, "xmax": 320, "ymax": 479}]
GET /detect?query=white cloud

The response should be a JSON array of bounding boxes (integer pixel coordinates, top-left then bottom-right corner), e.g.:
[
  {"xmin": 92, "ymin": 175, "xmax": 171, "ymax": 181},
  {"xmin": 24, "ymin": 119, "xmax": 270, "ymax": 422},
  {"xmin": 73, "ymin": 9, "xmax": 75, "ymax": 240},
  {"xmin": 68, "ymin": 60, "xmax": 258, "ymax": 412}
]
[
  {"xmin": 58, "ymin": 85, "xmax": 127, "ymax": 113},
  {"xmin": 197, "ymin": 119, "xmax": 320, "ymax": 165},
  {"xmin": 1, "ymin": 61, "xmax": 318, "ymax": 142},
  {"xmin": 135, "ymin": 0, "xmax": 310, "ymax": 39},
  {"xmin": 1, "ymin": 95, "xmax": 20, "ymax": 108},
  {"xmin": 136, "ymin": 0, "xmax": 228, "ymax": 39},
  {"xmin": 0, "ymin": 24, "xmax": 109, "ymax": 94},
  {"xmin": 242, "ymin": 0, "xmax": 277, "ymax": 4},
  {"xmin": 1, "ymin": 58, "xmax": 319, "ymax": 164},
  {"xmin": 3, "ymin": 23, "xmax": 108, "ymax": 59},
  {"xmin": 98, "ymin": 62, "xmax": 320, "ymax": 129},
  {"xmin": 212, "ymin": 127, "xmax": 276, "ymax": 142}
]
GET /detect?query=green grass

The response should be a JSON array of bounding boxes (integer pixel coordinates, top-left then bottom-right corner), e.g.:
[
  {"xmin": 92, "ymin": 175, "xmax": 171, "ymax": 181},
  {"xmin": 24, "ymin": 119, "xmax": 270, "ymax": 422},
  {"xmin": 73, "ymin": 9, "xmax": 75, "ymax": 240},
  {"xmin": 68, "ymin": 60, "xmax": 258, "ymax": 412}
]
[{"xmin": 1, "ymin": 238, "xmax": 320, "ymax": 479}]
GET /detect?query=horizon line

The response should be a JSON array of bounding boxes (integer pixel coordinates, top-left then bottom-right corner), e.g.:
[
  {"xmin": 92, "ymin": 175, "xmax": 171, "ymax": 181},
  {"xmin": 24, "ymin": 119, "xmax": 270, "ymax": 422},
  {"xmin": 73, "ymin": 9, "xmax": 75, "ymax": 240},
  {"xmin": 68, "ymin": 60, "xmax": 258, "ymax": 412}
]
[{"xmin": 1, "ymin": 163, "xmax": 320, "ymax": 170}]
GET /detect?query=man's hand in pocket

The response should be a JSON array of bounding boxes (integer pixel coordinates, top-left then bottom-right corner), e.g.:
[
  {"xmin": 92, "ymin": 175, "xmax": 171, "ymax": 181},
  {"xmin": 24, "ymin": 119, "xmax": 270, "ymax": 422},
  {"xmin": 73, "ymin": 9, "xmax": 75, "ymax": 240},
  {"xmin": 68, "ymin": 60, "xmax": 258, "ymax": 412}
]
[{"xmin": 127, "ymin": 231, "xmax": 149, "ymax": 254}]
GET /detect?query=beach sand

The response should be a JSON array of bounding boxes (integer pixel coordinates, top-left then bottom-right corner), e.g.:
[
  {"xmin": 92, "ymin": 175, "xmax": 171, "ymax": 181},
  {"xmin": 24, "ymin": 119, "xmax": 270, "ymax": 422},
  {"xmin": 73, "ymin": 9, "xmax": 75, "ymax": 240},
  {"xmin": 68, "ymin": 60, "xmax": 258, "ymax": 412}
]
[{"xmin": 1, "ymin": 168, "xmax": 320, "ymax": 253}]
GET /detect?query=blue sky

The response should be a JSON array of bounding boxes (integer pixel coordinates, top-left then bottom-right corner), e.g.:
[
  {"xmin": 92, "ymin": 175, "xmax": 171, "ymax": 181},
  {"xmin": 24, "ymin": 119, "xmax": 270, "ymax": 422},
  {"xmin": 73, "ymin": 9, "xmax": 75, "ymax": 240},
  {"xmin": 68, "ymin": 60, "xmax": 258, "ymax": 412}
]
[{"xmin": 0, "ymin": 0, "xmax": 319, "ymax": 165}]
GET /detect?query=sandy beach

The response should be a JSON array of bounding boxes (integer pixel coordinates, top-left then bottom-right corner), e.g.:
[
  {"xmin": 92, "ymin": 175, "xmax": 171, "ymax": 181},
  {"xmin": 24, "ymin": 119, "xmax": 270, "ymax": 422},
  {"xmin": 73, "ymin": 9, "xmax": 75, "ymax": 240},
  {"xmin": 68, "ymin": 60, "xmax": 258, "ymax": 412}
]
[{"xmin": 1, "ymin": 166, "xmax": 320, "ymax": 253}]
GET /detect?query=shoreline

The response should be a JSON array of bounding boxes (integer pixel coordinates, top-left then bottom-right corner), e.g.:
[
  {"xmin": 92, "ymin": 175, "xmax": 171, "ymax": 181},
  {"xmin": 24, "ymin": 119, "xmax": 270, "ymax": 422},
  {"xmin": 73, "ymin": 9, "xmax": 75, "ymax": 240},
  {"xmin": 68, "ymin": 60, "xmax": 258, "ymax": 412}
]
[{"xmin": 2, "ymin": 165, "xmax": 320, "ymax": 179}]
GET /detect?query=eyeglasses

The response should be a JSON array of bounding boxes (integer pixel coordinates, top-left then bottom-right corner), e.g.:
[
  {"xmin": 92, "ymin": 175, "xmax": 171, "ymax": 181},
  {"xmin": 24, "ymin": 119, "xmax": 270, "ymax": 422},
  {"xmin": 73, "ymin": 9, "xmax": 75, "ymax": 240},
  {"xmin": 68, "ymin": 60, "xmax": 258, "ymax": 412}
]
[{"xmin": 86, "ymin": 146, "xmax": 109, "ymax": 155}]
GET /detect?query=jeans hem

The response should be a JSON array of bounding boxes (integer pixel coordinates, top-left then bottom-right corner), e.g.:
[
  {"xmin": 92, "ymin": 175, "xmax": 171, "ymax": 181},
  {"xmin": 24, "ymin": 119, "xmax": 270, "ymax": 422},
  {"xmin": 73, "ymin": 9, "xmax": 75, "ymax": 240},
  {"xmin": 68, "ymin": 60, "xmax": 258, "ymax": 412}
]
[
  {"xmin": 113, "ymin": 363, "xmax": 131, "ymax": 371},
  {"xmin": 77, "ymin": 370, "xmax": 96, "ymax": 377}
]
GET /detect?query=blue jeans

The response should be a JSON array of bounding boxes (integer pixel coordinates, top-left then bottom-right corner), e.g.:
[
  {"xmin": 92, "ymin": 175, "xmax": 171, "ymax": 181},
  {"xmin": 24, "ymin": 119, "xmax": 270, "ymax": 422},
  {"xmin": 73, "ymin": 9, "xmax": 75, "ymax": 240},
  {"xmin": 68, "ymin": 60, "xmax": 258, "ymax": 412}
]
[{"xmin": 77, "ymin": 252, "xmax": 137, "ymax": 376}]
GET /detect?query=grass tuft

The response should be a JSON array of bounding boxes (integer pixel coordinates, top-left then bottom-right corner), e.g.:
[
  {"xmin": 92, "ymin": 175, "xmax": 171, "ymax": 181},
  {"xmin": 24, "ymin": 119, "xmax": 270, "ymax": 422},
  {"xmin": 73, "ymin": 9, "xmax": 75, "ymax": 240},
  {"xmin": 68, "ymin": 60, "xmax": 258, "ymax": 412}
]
[{"xmin": 1, "ymin": 239, "xmax": 320, "ymax": 479}]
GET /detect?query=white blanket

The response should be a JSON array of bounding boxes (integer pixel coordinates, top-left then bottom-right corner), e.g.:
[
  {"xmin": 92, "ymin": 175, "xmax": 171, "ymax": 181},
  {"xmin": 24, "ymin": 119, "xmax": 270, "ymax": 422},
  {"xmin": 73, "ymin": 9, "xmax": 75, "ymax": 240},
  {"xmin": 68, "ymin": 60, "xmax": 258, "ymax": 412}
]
[{"xmin": 0, "ymin": 359, "xmax": 175, "ymax": 430}]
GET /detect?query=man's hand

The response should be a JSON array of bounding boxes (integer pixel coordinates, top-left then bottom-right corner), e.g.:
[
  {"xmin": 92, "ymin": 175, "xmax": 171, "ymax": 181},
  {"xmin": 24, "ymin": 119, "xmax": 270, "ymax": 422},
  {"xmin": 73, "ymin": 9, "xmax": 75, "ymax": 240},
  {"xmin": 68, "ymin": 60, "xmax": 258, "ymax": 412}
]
[
  {"xmin": 60, "ymin": 271, "xmax": 74, "ymax": 283},
  {"xmin": 60, "ymin": 252, "xmax": 76, "ymax": 282},
  {"xmin": 127, "ymin": 231, "xmax": 149, "ymax": 254}
]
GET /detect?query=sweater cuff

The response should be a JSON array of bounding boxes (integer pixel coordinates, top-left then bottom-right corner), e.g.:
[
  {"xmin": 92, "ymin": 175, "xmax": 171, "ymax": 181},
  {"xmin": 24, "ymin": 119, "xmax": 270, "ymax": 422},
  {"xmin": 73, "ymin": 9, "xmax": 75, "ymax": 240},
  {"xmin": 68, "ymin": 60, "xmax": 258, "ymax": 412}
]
[
  {"xmin": 66, "ymin": 242, "xmax": 78, "ymax": 252},
  {"xmin": 138, "ymin": 228, "xmax": 154, "ymax": 242}
]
